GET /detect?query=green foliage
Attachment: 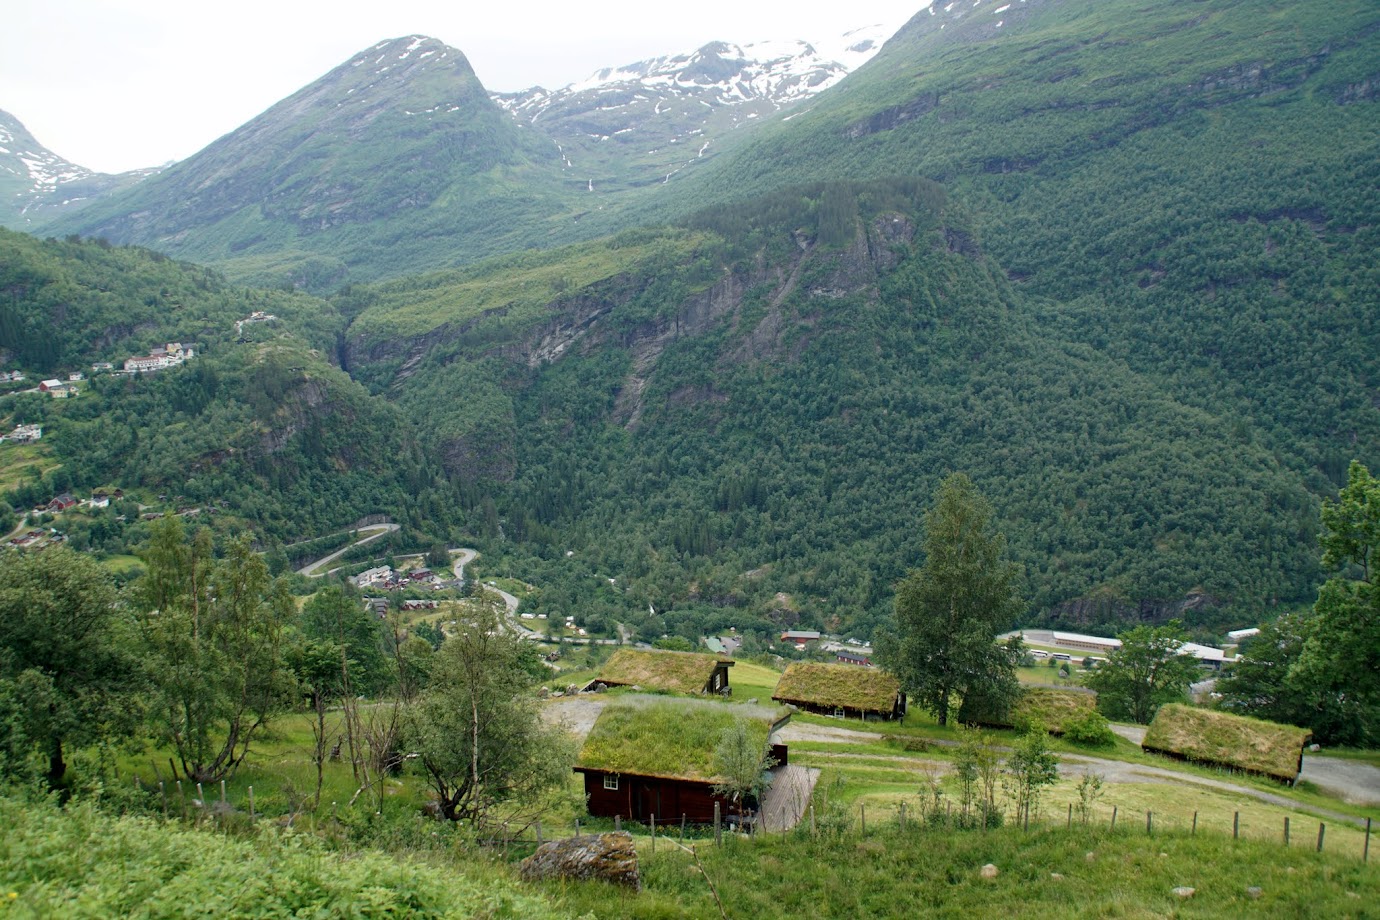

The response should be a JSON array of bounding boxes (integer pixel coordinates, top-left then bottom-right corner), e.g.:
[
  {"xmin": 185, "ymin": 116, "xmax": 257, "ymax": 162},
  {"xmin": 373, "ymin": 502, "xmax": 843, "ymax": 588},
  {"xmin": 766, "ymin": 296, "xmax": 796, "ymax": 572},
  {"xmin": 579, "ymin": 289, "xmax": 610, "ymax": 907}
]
[
  {"xmin": 0, "ymin": 796, "xmax": 567, "ymax": 919},
  {"xmin": 710, "ymin": 721, "xmax": 778, "ymax": 813},
  {"xmin": 405, "ymin": 597, "xmax": 572, "ymax": 823},
  {"xmin": 136, "ymin": 518, "xmax": 295, "ymax": 783},
  {"xmin": 1004, "ymin": 726, "xmax": 1059, "ymax": 825},
  {"xmin": 884, "ymin": 474, "xmax": 1024, "ymax": 726},
  {"xmin": 0, "ymin": 546, "xmax": 140, "ymax": 789},
  {"xmin": 1060, "ymin": 709, "xmax": 1117, "ymax": 749},
  {"xmin": 1085, "ymin": 622, "xmax": 1202, "ymax": 724}
]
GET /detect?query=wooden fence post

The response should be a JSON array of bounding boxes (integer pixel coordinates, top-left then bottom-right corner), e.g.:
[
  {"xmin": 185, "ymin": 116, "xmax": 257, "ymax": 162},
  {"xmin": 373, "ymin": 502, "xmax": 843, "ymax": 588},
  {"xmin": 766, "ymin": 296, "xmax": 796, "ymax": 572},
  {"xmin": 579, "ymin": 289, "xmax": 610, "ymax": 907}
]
[
  {"xmin": 1284, "ymin": 816, "xmax": 1290, "ymax": 847},
  {"xmin": 900, "ymin": 801, "xmax": 907, "ymax": 832},
  {"xmin": 196, "ymin": 782, "xmax": 204, "ymax": 807},
  {"xmin": 1366, "ymin": 818, "xmax": 1372, "ymax": 863},
  {"xmin": 177, "ymin": 780, "xmax": 185, "ymax": 819},
  {"xmin": 1111, "ymin": 805, "xmax": 1117, "ymax": 830},
  {"xmin": 248, "ymin": 786, "xmax": 255, "ymax": 819},
  {"xmin": 159, "ymin": 782, "xmax": 167, "ymax": 819},
  {"xmin": 1233, "ymin": 812, "xmax": 1238, "ymax": 839},
  {"xmin": 810, "ymin": 805, "xmax": 816, "ymax": 836},
  {"xmin": 536, "ymin": 820, "xmax": 543, "ymax": 843},
  {"xmin": 1317, "ymin": 823, "xmax": 1326, "ymax": 853},
  {"xmin": 860, "ymin": 803, "xmax": 866, "ymax": 836},
  {"xmin": 575, "ymin": 819, "xmax": 581, "ymax": 836},
  {"xmin": 681, "ymin": 814, "xmax": 686, "ymax": 843},
  {"xmin": 1192, "ymin": 811, "xmax": 1198, "ymax": 836},
  {"xmin": 1067, "ymin": 802, "xmax": 1072, "ymax": 829},
  {"xmin": 220, "ymin": 780, "xmax": 227, "ymax": 805},
  {"xmin": 651, "ymin": 814, "xmax": 656, "ymax": 853},
  {"xmin": 714, "ymin": 802, "xmax": 722, "ymax": 847},
  {"xmin": 614, "ymin": 815, "xmax": 621, "ymax": 832},
  {"xmin": 1146, "ymin": 811, "xmax": 1152, "ymax": 835}
]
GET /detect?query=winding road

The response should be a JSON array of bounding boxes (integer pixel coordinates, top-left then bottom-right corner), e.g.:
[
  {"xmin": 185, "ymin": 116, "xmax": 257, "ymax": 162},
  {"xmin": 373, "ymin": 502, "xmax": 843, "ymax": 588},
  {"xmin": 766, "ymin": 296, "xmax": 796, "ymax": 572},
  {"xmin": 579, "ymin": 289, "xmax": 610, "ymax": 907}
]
[{"xmin": 295, "ymin": 523, "xmax": 400, "ymax": 577}]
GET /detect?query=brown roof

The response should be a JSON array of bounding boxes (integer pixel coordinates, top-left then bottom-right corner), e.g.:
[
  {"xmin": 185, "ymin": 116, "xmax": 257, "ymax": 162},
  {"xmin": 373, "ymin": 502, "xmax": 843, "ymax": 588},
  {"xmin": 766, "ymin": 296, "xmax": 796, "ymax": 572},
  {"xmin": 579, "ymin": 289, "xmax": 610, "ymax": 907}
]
[{"xmin": 597, "ymin": 648, "xmax": 732, "ymax": 695}]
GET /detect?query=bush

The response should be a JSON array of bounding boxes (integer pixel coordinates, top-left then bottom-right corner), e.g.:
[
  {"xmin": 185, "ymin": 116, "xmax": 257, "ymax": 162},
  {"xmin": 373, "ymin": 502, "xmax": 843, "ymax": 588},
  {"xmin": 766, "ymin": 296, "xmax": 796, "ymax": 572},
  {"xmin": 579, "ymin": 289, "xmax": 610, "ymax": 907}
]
[{"xmin": 1062, "ymin": 708, "xmax": 1117, "ymax": 747}]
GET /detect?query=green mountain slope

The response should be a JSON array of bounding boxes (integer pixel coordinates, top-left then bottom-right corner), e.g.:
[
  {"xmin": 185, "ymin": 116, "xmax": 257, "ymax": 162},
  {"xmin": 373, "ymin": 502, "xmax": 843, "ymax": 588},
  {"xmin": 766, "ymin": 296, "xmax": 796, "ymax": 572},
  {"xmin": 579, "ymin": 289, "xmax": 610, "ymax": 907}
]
[
  {"xmin": 336, "ymin": 178, "xmax": 1317, "ymax": 639},
  {"xmin": 0, "ymin": 229, "xmax": 454, "ymax": 543},
  {"xmin": 41, "ymin": 37, "xmax": 578, "ymax": 290}
]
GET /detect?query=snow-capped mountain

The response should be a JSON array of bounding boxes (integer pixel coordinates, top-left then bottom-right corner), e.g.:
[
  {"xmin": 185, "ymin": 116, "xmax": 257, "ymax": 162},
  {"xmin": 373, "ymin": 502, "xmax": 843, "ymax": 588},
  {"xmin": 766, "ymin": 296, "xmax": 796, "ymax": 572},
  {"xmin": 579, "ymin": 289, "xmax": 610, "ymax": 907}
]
[
  {"xmin": 492, "ymin": 24, "xmax": 898, "ymax": 192},
  {"xmin": 0, "ymin": 110, "xmax": 156, "ymax": 229}
]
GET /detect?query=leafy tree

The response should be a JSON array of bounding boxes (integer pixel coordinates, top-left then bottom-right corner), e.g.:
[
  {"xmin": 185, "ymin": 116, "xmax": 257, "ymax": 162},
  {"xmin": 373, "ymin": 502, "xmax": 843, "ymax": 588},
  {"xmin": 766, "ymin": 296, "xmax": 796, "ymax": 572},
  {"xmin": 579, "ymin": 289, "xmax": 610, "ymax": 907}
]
[
  {"xmin": 1084, "ymin": 621, "xmax": 1201, "ymax": 724},
  {"xmin": 883, "ymin": 474, "xmax": 1024, "ymax": 726},
  {"xmin": 0, "ymin": 546, "xmax": 140, "ymax": 790},
  {"xmin": 711, "ymin": 721, "xmax": 779, "ymax": 816},
  {"xmin": 1289, "ymin": 461, "xmax": 1380, "ymax": 737},
  {"xmin": 1004, "ymin": 725, "xmax": 1059, "ymax": 826},
  {"xmin": 1216, "ymin": 611, "xmax": 1370, "ymax": 745},
  {"xmin": 405, "ymin": 597, "xmax": 571, "ymax": 824},
  {"xmin": 137, "ymin": 518, "xmax": 294, "ymax": 783}
]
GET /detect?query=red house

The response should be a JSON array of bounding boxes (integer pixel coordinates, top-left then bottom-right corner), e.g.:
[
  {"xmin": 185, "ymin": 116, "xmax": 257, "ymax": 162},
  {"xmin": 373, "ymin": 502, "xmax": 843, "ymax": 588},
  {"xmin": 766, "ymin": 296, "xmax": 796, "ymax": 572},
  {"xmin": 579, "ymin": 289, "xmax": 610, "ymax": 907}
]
[{"xmin": 574, "ymin": 697, "xmax": 790, "ymax": 823}]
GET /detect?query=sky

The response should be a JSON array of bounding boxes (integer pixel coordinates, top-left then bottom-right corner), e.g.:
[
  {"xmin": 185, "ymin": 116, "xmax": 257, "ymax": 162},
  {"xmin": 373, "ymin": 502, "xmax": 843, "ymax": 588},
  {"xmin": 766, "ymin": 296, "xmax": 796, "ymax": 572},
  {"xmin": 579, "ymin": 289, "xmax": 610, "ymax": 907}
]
[{"xmin": 2, "ymin": 0, "xmax": 925, "ymax": 174}]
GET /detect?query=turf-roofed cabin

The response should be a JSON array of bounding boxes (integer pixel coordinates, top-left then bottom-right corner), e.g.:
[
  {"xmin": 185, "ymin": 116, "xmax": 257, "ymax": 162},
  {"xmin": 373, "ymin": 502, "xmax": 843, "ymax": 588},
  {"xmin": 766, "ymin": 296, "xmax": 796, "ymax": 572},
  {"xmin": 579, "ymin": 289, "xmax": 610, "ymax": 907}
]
[
  {"xmin": 592, "ymin": 648, "xmax": 733, "ymax": 695},
  {"xmin": 1141, "ymin": 703, "xmax": 1312, "ymax": 784},
  {"xmin": 771, "ymin": 661, "xmax": 907, "ymax": 720},
  {"xmin": 958, "ymin": 686, "xmax": 1099, "ymax": 735},
  {"xmin": 574, "ymin": 697, "xmax": 791, "ymax": 822}
]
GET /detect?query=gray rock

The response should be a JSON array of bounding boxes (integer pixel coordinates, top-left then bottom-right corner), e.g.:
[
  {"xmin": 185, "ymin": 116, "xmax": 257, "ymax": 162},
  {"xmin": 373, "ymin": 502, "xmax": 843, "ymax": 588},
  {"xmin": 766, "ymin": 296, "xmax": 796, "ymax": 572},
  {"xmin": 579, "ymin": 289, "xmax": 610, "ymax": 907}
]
[
  {"xmin": 1246, "ymin": 887, "xmax": 1262, "ymax": 900},
  {"xmin": 980, "ymin": 864, "xmax": 999, "ymax": 879},
  {"xmin": 1172, "ymin": 887, "xmax": 1196, "ymax": 899},
  {"xmin": 1310, "ymin": 743, "xmax": 1321, "ymax": 752},
  {"xmin": 520, "ymin": 832, "xmax": 640, "ymax": 890}
]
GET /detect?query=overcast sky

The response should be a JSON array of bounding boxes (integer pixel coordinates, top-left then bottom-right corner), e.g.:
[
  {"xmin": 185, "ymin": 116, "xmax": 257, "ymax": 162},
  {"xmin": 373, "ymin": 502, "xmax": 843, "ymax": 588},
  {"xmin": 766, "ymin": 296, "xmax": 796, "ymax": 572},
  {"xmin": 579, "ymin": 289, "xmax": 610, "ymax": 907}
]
[{"xmin": 2, "ymin": 0, "xmax": 924, "ymax": 174}]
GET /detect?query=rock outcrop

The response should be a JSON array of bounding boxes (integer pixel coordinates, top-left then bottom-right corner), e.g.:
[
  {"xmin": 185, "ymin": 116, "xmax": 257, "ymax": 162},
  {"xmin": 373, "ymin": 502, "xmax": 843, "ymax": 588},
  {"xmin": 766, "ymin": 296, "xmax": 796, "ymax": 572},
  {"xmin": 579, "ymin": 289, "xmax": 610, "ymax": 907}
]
[{"xmin": 519, "ymin": 832, "xmax": 640, "ymax": 889}]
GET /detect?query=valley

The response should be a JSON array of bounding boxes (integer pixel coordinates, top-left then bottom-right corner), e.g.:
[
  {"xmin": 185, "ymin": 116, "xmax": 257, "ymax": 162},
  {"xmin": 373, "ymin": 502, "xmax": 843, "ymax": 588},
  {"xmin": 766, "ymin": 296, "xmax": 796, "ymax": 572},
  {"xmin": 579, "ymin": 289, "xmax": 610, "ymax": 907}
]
[{"xmin": 1, "ymin": 0, "xmax": 1378, "ymax": 914}]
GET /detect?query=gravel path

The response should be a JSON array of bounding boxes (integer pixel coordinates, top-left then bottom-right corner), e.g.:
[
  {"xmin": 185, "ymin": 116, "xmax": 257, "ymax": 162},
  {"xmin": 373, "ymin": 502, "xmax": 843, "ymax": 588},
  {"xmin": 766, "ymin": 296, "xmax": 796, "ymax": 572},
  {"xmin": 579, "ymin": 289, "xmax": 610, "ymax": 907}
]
[{"xmin": 1299, "ymin": 756, "xmax": 1380, "ymax": 806}]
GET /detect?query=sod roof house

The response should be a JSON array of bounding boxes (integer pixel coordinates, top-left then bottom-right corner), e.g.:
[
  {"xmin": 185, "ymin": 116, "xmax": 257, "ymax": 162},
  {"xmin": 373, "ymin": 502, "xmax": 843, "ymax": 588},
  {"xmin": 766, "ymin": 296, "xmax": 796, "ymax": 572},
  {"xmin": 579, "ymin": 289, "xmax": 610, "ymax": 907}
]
[
  {"xmin": 593, "ymin": 648, "xmax": 733, "ymax": 695},
  {"xmin": 771, "ymin": 661, "xmax": 907, "ymax": 720},
  {"xmin": 958, "ymin": 685, "xmax": 1099, "ymax": 735},
  {"xmin": 1141, "ymin": 703, "xmax": 1312, "ymax": 784},
  {"xmin": 574, "ymin": 697, "xmax": 791, "ymax": 822}
]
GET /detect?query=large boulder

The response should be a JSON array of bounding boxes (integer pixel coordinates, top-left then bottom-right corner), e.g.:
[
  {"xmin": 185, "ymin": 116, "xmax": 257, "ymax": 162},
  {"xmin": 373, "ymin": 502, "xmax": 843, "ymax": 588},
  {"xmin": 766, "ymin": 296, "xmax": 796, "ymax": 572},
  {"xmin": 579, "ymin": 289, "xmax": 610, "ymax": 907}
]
[{"xmin": 519, "ymin": 832, "xmax": 640, "ymax": 890}]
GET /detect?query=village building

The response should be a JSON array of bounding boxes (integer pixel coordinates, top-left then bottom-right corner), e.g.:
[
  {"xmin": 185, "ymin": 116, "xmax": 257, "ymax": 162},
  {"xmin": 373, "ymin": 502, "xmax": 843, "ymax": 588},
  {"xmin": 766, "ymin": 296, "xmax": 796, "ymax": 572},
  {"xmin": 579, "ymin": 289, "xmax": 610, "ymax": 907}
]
[
  {"xmin": 779, "ymin": 630, "xmax": 821, "ymax": 649},
  {"xmin": 351, "ymin": 565, "xmax": 393, "ymax": 588},
  {"xmin": 7, "ymin": 424, "xmax": 42, "ymax": 443},
  {"xmin": 0, "ymin": 371, "xmax": 24, "ymax": 383},
  {"xmin": 771, "ymin": 661, "xmax": 907, "ymax": 721},
  {"xmin": 834, "ymin": 650, "xmax": 872, "ymax": 666},
  {"xmin": 91, "ymin": 362, "xmax": 114, "ymax": 373},
  {"xmin": 573, "ymin": 697, "xmax": 791, "ymax": 823},
  {"xmin": 592, "ymin": 648, "xmax": 734, "ymax": 696},
  {"xmin": 46, "ymin": 494, "xmax": 79, "ymax": 512},
  {"xmin": 124, "ymin": 342, "xmax": 195, "ymax": 374}
]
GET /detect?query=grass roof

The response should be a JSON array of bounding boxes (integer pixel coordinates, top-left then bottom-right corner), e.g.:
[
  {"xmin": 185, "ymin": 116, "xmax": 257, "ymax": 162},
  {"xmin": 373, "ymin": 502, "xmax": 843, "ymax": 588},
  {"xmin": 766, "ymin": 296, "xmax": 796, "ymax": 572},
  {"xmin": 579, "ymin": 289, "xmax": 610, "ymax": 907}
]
[
  {"xmin": 771, "ymin": 662, "xmax": 901, "ymax": 713},
  {"xmin": 1142, "ymin": 703, "xmax": 1312, "ymax": 783},
  {"xmin": 576, "ymin": 697, "xmax": 787, "ymax": 782},
  {"xmin": 596, "ymin": 648, "xmax": 730, "ymax": 695},
  {"xmin": 1012, "ymin": 687, "xmax": 1099, "ymax": 734}
]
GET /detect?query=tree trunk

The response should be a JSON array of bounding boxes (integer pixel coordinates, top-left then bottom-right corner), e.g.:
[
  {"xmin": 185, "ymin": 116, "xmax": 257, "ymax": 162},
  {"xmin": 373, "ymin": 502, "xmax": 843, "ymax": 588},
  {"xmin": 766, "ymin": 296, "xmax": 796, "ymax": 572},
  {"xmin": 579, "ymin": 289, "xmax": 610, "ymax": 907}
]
[{"xmin": 47, "ymin": 736, "xmax": 65, "ymax": 790}]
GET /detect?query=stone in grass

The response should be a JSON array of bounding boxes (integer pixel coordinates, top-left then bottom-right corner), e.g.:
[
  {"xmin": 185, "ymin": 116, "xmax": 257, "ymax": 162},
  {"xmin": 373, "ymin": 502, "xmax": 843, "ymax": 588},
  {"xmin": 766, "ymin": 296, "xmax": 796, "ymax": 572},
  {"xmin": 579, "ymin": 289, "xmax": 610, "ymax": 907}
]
[
  {"xmin": 1050, "ymin": 873, "xmax": 1064, "ymax": 881},
  {"xmin": 1246, "ymin": 887, "xmax": 1262, "ymax": 900},
  {"xmin": 519, "ymin": 832, "xmax": 640, "ymax": 890},
  {"xmin": 980, "ymin": 864, "xmax": 999, "ymax": 879},
  {"xmin": 1085, "ymin": 852, "xmax": 1097, "ymax": 863},
  {"xmin": 1172, "ymin": 887, "xmax": 1196, "ymax": 899}
]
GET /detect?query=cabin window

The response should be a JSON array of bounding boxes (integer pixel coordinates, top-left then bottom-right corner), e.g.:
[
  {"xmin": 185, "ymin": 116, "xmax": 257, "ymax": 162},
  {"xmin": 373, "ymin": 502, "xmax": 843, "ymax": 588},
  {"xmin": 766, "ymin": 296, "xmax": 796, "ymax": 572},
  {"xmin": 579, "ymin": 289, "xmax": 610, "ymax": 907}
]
[{"xmin": 603, "ymin": 774, "xmax": 619, "ymax": 791}]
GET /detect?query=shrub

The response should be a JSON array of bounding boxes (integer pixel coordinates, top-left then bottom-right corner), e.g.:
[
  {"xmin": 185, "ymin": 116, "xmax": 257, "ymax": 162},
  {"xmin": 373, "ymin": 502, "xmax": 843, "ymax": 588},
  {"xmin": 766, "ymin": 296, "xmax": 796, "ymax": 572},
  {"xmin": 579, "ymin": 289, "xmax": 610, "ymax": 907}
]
[{"xmin": 1062, "ymin": 709, "xmax": 1117, "ymax": 747}]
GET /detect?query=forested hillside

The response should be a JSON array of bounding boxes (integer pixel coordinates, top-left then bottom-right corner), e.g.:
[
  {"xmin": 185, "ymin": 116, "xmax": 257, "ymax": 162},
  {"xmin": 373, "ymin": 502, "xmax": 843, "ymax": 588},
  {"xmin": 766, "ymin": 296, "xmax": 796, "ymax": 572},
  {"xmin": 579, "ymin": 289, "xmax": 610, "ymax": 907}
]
[
  {"xmin": 4, "ymin": 0, "xmax": 1377, "ymax": 644},
  {"xmin": 0, "ymin": 230, "xmax": 460, "ymax": 546}
]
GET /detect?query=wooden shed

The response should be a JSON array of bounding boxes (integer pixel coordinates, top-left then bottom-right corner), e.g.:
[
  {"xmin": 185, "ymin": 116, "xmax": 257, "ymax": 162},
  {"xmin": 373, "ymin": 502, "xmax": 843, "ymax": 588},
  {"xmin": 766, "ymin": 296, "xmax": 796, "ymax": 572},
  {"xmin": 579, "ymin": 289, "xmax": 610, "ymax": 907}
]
[
  {"xmin": 574, "ymin": 697, "xmax": 791, "ymax": 823},
  {"xmin": 593, "ymin": 648, "xmax": 733, "ymax": 695},
  {"xmin": 771, "ymin": 661, "xmax": 906, "ymax": 720}
]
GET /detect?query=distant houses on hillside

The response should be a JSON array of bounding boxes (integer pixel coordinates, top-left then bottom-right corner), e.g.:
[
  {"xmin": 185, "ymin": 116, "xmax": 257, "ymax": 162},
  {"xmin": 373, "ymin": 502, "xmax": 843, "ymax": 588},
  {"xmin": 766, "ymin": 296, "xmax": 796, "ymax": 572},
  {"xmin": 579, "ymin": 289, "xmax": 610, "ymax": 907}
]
[{"xmin": 124, "ymin": 342, "xmax": 195, "ymax": 373}]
